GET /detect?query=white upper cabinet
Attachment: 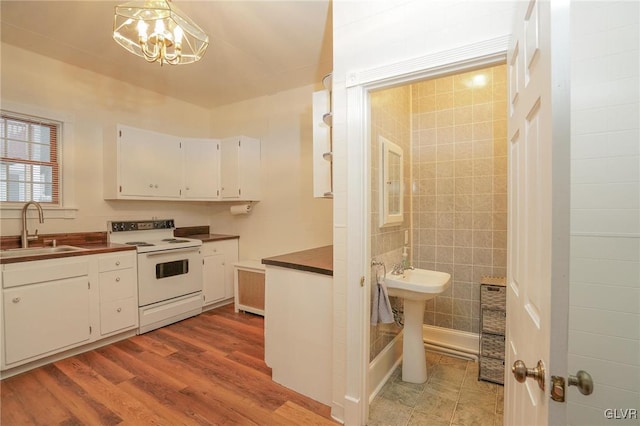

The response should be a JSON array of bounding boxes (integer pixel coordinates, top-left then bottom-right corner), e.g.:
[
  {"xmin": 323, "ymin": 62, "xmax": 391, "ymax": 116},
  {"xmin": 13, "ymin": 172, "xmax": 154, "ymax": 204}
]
[
  {"xmin": 105, "ymin": 125, "xmax": 258, "ymax": 202},
  {"xmin": 182, "ymin": 138, "xmax": 220, "ymax": 200},
  {"xmin": 117, "ymin": 125, "xmax": 182, "ymax": 199},
  {"xmin": 220, "ymin": 136, "xmax": 261, "ymax": 201}
]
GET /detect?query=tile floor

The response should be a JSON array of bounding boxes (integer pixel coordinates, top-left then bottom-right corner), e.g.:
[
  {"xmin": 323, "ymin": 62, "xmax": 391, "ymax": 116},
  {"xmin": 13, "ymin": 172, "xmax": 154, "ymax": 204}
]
[{"xmin": 369, "ymin": 351, "xmax": 504, "ymax": 426}]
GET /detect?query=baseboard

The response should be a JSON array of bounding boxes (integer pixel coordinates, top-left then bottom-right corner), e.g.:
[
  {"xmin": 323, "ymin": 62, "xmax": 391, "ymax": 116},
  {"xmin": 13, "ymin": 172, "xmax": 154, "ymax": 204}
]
[
  {"xmin": 368, "ymin": 332, "xmax": 403, "ymax": 403},
  {"xmin": 422, "ymin": 325, "xmax": 479, "ymax": 360}
]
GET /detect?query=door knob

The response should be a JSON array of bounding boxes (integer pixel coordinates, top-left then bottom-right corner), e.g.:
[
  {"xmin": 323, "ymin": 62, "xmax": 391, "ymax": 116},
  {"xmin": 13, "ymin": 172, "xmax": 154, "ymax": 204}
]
[
  {"xmin": 512, "ymin": 359, "xmax": 545, "ymax": 391},
  {"xmin": 568, "ymin": 370, "xmax": 594, "ymax": 395}
]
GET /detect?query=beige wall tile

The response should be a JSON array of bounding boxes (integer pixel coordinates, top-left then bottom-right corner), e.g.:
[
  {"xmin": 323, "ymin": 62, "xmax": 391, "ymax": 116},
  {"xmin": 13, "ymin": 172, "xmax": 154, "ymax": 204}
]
[{"xmin": 411, "ymin": 64, "xmax": 507, "ymax": 334}]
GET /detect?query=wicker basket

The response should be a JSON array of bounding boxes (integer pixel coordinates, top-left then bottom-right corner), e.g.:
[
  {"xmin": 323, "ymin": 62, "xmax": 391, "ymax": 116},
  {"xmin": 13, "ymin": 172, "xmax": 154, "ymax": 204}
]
[
  {"xmin": 479, "ymin": 357, "xmax": 505, "ymax": 384},
  {"xmin": 481, "ymin": 285, "xmax": 506, "ymax": 309},
  {"xmin": 482, "ymin": 309, "xmax": 506, "ymax": 334},
  {"xmin": 481, "ymin": 334, "xmax": 506, "ymax": 359}
]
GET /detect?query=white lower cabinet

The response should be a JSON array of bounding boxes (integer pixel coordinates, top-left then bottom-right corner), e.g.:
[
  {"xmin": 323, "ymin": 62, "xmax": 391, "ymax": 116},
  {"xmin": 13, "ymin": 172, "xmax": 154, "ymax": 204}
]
[
  {"xmin": 201, "ymin": 238, "xmax": 239, "ymax": 307},
  {"xmin": 2, "ymin": 257, "xmax": 91, "ymax": 368},
  {"xmin": 98, "ymin": 252, "xmax": 138, "ymax": 336},
  {"xmin": 1, "ymin": 251, "xmax": 138, "ymax": 374},
  {"xmin": 3, "ymin": 275, "xmax": 90, "ymax": 365}
]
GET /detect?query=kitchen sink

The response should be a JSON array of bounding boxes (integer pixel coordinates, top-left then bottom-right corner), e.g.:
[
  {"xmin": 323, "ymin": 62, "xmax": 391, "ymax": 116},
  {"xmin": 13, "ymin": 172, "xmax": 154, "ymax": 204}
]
[{"xmin": 0, "ymin": 245, "xmax": 87, "ymax": 259}]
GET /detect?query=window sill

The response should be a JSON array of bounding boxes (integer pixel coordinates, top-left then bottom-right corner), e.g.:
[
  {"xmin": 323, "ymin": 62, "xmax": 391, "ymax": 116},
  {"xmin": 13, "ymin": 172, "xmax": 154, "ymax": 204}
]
[{"xmin": 0, "ymin": 205, "xmax": 78, "ymax": 219}]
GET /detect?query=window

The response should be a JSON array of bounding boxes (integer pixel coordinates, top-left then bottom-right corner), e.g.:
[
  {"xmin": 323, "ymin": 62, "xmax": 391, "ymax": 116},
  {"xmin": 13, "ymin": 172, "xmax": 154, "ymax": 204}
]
[{"xmin": 0, "ymin": 111, "xmax": 60, "ymax": 205}]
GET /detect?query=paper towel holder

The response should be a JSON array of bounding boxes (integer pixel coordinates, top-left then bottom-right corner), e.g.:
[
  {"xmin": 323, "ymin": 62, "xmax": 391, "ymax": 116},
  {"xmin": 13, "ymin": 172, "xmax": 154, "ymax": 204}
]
[{"xmin": 230, "ymin": 202, "xmax": 254, "ymax": 216}]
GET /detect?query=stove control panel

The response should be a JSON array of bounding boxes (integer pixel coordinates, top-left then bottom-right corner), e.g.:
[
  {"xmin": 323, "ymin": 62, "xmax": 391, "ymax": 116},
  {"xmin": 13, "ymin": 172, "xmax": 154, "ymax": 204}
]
[{"xmin": 109, "ymin": 219, "xmax": 175, "ymax": 232}]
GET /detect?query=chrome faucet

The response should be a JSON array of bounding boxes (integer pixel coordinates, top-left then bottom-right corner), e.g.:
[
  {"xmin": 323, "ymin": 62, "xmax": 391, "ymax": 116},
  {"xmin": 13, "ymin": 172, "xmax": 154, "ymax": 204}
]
[{"xmin": 21, "ymin": 201, "xmax": 44, "ymax": 248}]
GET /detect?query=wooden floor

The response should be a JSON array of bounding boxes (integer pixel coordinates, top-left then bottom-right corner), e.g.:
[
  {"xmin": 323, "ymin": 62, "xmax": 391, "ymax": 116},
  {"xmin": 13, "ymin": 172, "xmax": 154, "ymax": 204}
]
[{"xmin": 1, "ymin": 305, "xmax": 338, "ymax": 425}]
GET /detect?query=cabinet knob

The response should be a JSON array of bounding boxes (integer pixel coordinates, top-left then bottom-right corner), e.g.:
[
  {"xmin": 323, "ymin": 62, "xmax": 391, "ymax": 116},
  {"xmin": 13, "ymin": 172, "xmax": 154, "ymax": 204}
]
[
  {"xmin": 115, "ymin": 277, "xmax": 121, "ymax": 282},
  {"xmin": 116, "ymin": 307, "xmax": 122, "ymax": 313},
  {"xmin": 115, "ymin": 261, "xmax": 120, "ymax": 266},
  {"xmin": 12, "ymin": 297, "xmax": 21, "ymax": 303},
  {"xmin": 154, "ymin": 184, "xmax": 158, "ymax": 188},
  {"xmin": 149, "ymin": 184, "xmax": 154, "ymax": 188},
  {"xmin": 186, "ymin": 186, "xmax": 190, "ymax": 190}
]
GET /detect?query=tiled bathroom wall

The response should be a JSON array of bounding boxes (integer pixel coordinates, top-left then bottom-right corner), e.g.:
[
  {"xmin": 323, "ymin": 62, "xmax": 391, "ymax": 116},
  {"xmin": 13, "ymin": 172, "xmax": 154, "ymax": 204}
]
[
  {"xmin": 411, "ymin": 65, "xmax": 507, "ymax": 333},
  {"xmin": 370, "ymin": 85, "xmax": 411, "ymax": 361}
]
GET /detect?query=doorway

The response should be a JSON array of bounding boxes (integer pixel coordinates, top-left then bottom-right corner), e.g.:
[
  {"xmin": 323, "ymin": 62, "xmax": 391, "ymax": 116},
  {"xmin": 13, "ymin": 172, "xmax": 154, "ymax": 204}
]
[{"xmin": 368, "ymin": 63, "xmax": 508, "ymax": 424}]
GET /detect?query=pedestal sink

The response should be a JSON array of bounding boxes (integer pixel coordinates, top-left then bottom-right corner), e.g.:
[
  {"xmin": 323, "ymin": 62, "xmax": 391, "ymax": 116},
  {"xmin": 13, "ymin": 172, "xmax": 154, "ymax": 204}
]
[{"xmin": 386, "ymin": 268, "xmax": 451, "ymax": 383}]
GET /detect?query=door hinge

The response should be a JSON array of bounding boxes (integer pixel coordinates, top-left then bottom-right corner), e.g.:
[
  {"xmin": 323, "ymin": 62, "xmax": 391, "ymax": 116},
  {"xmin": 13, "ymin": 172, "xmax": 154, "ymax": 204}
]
[
  {"xmin": 89, "ymin": 326, "xmax": 92, "ymax": 334},
  {"xmin": 119, "ymin": 130, "xmax": 122, "ymax": 137},
  {"xmin": 360, "ymin": 276, "xmax": 365, "ymax": 287},
  {"xmin": 180, "ymin": 142, "xmax": 182, "ymax": 148},
  {"xmin": 238, "ymin": 140, "xmax": 241, "ymax": 147},
  {"xmin": 238, "ymin": 188, "xmax": 241, "ymax": 196},
  {"xmin": 119, "ymin": 185, "xmax": 122, "ymax": 193},
  {"xmin": 88, "ymin": 281, "xmax": 91, "ymax": 290}
]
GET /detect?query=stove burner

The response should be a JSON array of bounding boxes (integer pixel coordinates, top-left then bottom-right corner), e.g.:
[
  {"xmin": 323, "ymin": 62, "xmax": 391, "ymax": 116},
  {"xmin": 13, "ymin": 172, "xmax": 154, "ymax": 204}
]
[
  {"xmin": 126, "ymin": 241, "xmax": 155, "ymax": 247},
  {"xmin": 162, "ymin": 238, "xmax": 191, "ymax": 243},
  {"xmin": 162, "ymin": 238, "xmax": 178, "ymax": 241}
]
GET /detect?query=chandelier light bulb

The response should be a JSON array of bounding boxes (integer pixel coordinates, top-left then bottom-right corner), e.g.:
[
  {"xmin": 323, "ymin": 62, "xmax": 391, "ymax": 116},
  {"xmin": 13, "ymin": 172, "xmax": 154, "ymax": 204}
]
[{"xmin": 113, "ymin": 0, "xmax": 209, "ymax": 66}]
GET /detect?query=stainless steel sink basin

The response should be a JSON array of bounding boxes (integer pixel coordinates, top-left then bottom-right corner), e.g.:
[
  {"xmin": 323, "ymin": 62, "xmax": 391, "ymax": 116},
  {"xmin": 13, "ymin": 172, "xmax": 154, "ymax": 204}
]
[{"xmin": 0, "ymin": 245, "xmax": 87, "ymax": 259}]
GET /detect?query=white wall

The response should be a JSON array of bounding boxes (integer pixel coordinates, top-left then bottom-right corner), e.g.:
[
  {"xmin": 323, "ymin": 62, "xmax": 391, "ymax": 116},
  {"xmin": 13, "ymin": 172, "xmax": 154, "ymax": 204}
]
[
  {"xmin": 207, "ymin": 85, "xmax": 334, "ymax": 261},
  {"xmin": 568, "ymin": 2, "xmax": 640, "ymax": 424},
  {"xmin": 0, "ymin": 43, "xmax": 215, "ymax": 236},
  {"xmin": 332, "ymin": 1, "xmax": 516, "ymax": 422},
  {"xmin": 0, "ymin": 44, "xmax": 333, "ymax": 261}
]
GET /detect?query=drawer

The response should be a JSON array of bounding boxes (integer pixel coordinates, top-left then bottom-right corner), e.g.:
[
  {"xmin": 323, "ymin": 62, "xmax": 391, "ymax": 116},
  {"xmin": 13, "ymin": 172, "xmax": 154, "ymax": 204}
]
[
  {"xmin": 100, "ymin": 297, "xmax": 137, "ymax": 335},
  {"xmin": 99, "ymin": 253, "xmax": 135, "ymax": 272},
  {"xmin": 480, "ymin": 284, "xmax": 506, "ymax": 309},
  {"xmin": 481, "ymin": 333, "xmax": 505, "ymax": 359},
  {"xmin": 481, "ymin": 308, "xmax": 506, "ymax": 335},
  {"xmin": 201, "ymin": 239, "xmax": 238, "ymax": 256},
  {"xmin": 99, "ymin": 268, "xmax": 136, "ymax": 303},
  {"xmin": 3, "ymin": 258, "xmax": 89, "ymax": 288}
]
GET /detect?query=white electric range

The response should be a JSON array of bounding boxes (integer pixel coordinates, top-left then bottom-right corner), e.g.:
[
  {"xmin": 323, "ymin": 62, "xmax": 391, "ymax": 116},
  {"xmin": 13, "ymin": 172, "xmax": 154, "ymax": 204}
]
[{"xmin": 108, "ymin": 219, "xmax": 203, "ymax": 334}]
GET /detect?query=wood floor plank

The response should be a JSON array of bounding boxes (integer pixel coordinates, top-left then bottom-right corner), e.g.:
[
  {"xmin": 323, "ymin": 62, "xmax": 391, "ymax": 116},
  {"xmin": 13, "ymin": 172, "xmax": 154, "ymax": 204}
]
[
  {"xmin": 96, "ymin": 343, "xmax": 188, "ymax": 392},
  {"xmin": 0, "ymin": 304, "xmax": 338, "ymax": 425},
  {"xmin": 53, "ymin": 356, "xmax": 173, "ymax": 425},
  {"xmin": 129, "ymin": 333, "xmax": 179, "ymax": 357},
  {"xmin": 2, "ymin": 369, "xmax": 78, "ymax": 425},
  {"xmin": 274, "ymin": 401, "xmax": 338, "ymax": 426},
  {"xmin": 33, "ymin": 364, "xmax": 123, "ymax": 426},
  {"xmin": 0, "ymin": 378, "xmax": 40, "ymax": 425},
  {"xmin": 75, "ymin": 351, "xmax": 135, "ymax": 385}
]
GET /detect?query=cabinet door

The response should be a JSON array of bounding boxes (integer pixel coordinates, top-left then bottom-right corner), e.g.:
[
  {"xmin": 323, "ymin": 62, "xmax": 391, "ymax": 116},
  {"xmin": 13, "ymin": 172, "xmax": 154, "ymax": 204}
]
[
  {"xmin": 183, "ymin": 139, "xmax": 220, "ymax": 200},
  {"xmin": 220, "ymin": 138, "xmax": 240, "ymax": 199},
  {"xmin": 3, "ymin": 276, "xmax": 90, "ymax": 365},
  {"xmin": 203, "ymin": 254, "xmax": 225, "ymax": 305},
  {"xmin": 223, "ymin": 240, "xmax": 239, "ymax": 299},
  {"xmin": 118, "ymin": 125, "xmax": 182, "ymax": 198}
]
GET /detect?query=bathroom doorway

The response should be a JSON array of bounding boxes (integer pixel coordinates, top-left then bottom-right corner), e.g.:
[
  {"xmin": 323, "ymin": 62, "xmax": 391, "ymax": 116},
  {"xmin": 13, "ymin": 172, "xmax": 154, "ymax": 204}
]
[{"xmin": 367, "ymin": 63, "xmax": 508, "ymax": 424}]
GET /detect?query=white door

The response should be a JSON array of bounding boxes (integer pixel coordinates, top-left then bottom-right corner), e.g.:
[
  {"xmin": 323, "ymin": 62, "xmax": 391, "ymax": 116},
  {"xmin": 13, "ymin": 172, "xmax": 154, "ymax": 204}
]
[{"xmin": 505, "ymin": 0, "xmax": 571, "ymax": 424}]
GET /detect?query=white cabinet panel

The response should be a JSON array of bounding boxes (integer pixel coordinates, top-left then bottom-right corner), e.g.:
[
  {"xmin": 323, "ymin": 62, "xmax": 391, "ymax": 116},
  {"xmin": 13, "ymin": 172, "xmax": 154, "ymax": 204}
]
[
  {"xmin": 220, "ymin": 136, "xmax": 261, "ymax": 201},
  {"xmin": 202, "ymin": 239, "xmax": 239, "ymax": 307},
  {"xmin": 203, "ymin": 253, "xmax": 225, "ymax": 304},
  {"xmin": 183, "ymin": 138, "xmax": 220, "ymax": 200},
  {"xmin": 118, "ymin": 125, "xmax": 182, "ymax": 199},
  {"xmin": 3, "ymin": 276, "xmax": 90, "ymax": 365}
]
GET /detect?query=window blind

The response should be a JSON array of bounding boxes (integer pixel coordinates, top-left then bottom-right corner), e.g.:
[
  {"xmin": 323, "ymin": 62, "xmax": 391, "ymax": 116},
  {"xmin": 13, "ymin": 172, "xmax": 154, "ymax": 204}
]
[{"xmin": 0, "ymin": 112, "xmax": 60, "ymax": 205}]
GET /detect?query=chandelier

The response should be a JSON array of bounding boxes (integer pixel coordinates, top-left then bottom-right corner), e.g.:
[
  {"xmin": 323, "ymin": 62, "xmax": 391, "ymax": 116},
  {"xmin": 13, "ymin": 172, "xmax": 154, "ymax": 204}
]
[{"xmin": 113, "ymin": 0, "xmax": 209, "ymax": 66}]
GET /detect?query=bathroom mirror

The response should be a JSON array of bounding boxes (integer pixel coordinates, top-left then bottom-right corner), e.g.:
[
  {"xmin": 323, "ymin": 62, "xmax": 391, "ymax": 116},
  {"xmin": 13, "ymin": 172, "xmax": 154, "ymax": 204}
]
[{"xmin": 379, "ymin": 136, "xmax": 403, "ymax": 227}]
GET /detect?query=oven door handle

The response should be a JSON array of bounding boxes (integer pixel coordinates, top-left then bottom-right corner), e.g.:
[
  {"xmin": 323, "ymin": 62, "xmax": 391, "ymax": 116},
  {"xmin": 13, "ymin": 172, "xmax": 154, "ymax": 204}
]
[{"xmin": 145, "ymin": 247, "xmax": 201, "ymax": 257}]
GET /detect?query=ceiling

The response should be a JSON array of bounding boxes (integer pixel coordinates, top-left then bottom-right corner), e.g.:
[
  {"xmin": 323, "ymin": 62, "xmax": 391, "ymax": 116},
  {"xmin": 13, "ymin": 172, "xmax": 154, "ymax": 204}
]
[{"xmin": 0, "ymin": 0, "xmax": 333, "ymax": 109}]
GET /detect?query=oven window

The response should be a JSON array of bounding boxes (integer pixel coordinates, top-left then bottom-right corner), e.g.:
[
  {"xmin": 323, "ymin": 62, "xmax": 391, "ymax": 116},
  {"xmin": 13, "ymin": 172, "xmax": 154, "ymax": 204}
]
[{"xmin": 156, "ymin": 259, "xmax": 189, "ymax": 279}]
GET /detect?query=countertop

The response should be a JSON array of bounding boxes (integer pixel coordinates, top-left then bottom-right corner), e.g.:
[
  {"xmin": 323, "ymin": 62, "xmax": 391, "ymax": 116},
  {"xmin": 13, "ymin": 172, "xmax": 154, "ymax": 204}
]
[
  {"xmin": 174, "ymin": 226, "xmax": 239, "ymax": 243},
  {"xmin": 262, "ymin": 245, "xmax": 333, "ymax": 276},
  {"xmin": 0, "ymin": 231, "xmax": 136, "ymax": 265}
]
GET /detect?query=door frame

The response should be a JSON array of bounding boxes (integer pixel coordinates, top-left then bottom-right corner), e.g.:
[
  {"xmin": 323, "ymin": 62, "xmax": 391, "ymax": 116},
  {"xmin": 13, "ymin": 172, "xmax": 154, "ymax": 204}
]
[{"xmin": 343, "ymin": 35, "xmax": 511, "ymax": 425}]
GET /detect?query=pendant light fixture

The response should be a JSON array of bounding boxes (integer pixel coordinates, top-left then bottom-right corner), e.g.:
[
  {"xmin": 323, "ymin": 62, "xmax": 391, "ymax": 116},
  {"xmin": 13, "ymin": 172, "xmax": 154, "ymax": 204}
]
[{"xmin": 113, "ymin": 0, "xmax": 209, "ymax": 66}]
